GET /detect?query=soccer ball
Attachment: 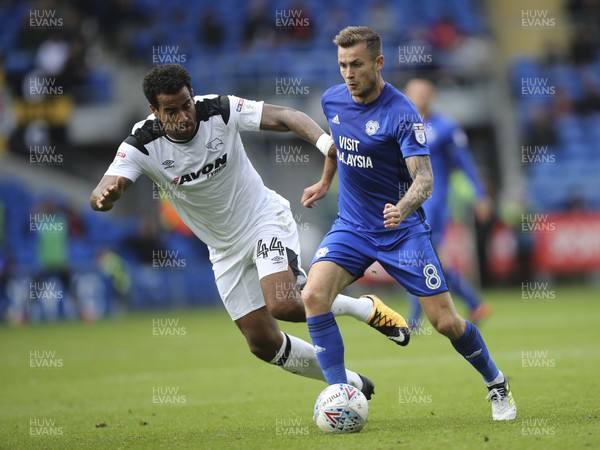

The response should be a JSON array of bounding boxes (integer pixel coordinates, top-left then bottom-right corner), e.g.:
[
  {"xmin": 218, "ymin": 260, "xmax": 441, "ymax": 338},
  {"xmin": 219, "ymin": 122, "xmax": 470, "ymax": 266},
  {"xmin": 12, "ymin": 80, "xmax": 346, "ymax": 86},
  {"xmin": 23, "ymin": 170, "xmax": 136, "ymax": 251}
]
[{"xmin": 313, "ymin": 383, "xmax": 369, "ymax": 433}]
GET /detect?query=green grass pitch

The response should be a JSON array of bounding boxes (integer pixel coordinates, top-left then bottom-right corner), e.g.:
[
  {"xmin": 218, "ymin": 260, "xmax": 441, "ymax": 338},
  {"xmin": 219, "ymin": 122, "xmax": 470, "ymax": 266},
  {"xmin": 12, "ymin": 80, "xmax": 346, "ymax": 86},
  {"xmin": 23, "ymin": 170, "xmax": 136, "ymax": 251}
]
[{"xmin": 1, "ymin": 286, "xmax": 599, "ymax": 449}]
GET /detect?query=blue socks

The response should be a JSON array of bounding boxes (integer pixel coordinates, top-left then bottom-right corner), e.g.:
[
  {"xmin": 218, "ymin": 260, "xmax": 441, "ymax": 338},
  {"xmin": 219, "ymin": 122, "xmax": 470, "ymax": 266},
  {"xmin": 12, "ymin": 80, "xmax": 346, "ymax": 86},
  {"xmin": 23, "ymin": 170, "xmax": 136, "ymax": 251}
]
[
  {"xmin": 445, "ymin": 269, "xmax": 481, "ymax": 310},
  {"xmin": 408, "ymin": 294, "xmax": 422, "ymax": 328},
  {"xmin": 306, "ymin": 312, "xmax": 347, "ymax": 384},
  {"xmin": 451, "ymin": 321, "xmax": 499, "ymax": 383},
  {"xmin": 307, "ymin": 313, "xmax": 499, "ymax": 386}
]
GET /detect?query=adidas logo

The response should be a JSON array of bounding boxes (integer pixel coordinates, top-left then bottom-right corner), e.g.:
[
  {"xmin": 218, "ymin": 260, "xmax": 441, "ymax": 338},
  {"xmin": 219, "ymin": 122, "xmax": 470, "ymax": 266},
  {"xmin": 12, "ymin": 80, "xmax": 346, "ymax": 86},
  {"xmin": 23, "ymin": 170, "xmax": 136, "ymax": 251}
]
[
  {"xmin": 314, "ymin": 345, "xmax": 326, "ymax": 353},
  {"xmin": 332, "ymin": 115, "xmax": 340, "ymax": 124}
]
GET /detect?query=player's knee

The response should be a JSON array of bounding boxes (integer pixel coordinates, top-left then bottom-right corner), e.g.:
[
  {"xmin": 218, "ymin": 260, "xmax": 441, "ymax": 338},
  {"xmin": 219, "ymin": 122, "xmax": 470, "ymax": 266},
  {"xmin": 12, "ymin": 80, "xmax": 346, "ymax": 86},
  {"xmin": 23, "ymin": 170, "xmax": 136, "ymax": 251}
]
[
  {"xmin": 301, "ymin": 288, "xmax": 327, "ymax": 313},
  {"xmin": 265, "ymin": 285, "xmax": 305, "ymax": 322},
  {"xmin": 432, "ymin": 316, "xmax": 463, "ymax": 339},
  {"xmin": 268, "ymin": 297, "xmax": 304, "ymax": 322},
  {"xmin": 247, "ymin": 334, "xmax": 280, "ymax": 362}
]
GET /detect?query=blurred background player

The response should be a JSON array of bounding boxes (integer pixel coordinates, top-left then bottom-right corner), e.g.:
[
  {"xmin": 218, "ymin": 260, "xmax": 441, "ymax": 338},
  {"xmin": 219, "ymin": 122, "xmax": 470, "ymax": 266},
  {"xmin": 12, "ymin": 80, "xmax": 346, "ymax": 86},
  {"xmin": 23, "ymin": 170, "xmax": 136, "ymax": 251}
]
[{"xmin": 404, "ymin": 78, "xmax": 493, "ymax": 328}]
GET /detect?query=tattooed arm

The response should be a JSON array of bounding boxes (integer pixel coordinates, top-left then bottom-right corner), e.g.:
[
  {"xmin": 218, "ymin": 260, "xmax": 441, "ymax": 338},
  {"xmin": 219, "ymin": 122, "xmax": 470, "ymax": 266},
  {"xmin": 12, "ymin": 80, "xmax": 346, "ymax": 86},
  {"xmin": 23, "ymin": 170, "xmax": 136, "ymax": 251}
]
[{"xmin": 383, "ymin": 155, "xmax": 433, "ymax": 228}]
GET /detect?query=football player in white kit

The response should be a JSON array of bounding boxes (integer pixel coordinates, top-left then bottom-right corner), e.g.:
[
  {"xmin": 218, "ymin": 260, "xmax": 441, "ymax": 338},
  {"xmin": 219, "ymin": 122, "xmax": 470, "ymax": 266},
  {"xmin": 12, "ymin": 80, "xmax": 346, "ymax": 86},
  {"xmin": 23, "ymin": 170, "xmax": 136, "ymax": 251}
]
[{"xmin": 91, "ymin": 64, "xmax": 410, "ymax": 398}]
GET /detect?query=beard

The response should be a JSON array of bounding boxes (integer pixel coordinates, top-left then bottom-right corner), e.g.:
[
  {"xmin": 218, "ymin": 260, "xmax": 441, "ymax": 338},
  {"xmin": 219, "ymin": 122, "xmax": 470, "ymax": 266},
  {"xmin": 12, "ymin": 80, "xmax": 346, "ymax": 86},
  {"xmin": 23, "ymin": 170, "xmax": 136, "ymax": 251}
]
[
  {"xmin": 162, "ymin": 120, "xmax": 195, "ymax": 141},
  {"xmin": 351, "ymin": 77, "xmax": 378, "ymax": 101}
]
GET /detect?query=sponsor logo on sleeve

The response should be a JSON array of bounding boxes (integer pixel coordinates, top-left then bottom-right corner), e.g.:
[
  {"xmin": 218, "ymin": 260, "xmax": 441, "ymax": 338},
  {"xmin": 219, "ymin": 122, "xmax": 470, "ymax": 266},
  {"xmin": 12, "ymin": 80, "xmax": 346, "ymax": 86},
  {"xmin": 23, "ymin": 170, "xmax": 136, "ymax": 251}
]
[{"xmin": 413, "ymin": 123, "xmax": 426, "ymax": 145}]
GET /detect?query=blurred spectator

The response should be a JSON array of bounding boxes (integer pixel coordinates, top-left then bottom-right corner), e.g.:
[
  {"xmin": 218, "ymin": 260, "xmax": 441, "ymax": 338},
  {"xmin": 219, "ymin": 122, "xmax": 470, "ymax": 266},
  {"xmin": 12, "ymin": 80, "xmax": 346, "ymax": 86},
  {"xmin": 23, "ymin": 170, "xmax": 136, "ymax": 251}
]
[
  {"xmin": 569, "ymin": 26, "xmax": 597, "ymax": 66},
  {"xmin": 574, "ymin": 77, "xmax": 600, "ymax": 115},
  {"xmin": 365, "ymin": 1, "xmax": 395, "ymax": 42},
  {"xmin": 449, "ymin": 35, "xmax": 493, "ymax": 76},
  {"xmin": 97, "ymin": 248, "xmax": 130, "ymax": 312},
  {"xmin": 34, "ymin": 32, "xmax": 69, "ymax": 77},
  {"xmin": 0, "ymin": 252, "xmax": 12, "ymax": 321},
  {"xmin": 284, "ymin": 0, "xmax": 314, "ymax": 44},
  {"xmin": 552, "ymin": 89, "xmax": 574, "ymax": 118},
  {"xmin": 524, "ymin": 106, "xmax": 558, "ymax": 148},
  {"xmin": 541, "ymin": 44, "xmax": 563, "ymax": 69},
  {"xmin": 122, "ymin": 214, "xmax": 164, "ymax": 264},
  {"xmin": 319, "ymin": 3, "xmax": 350, "ymax": 43},
  {"xmin": 62, "ymin": 34, "xmax": 90, "ymax": 101},
  {"xmin": 159, "ymin": 198, "xmax": 193, "ymax": 237},
  {"xmin": 564, "ymin": 191, "xmax": 588, "ymax": 211},
  {"xmin": 567, "ymin": 0, "xmax": 600, "ymax": 36},
  {"xmin": 0, "ymin": 197, "xmax": 4, "ymax": 248},
  {"xmin": 0, "ymin": 55, "xmax": 15, "ymax": 153},
  {"xmin": 242, "ymin": 0, "xmax": 275, "ymax": 51},
  {"xmin": 429, "ymin": 16, "xmax": 462, "ymax": 51},
  {"xmin": 33, "ymin": 198, "xmax": 69, "ymax": 277},
  {"xmin": 199, "ymin": 8, "xmax": 225, "ymax": 50}
]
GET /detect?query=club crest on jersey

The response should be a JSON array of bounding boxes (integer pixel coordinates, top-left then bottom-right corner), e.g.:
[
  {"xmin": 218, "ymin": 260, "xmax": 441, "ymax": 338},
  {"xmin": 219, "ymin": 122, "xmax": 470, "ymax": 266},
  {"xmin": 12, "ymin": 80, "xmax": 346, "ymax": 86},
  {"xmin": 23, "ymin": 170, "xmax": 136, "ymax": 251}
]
[
  {"xmin": 365, "ymin": 120, "xmax": 380, "ymax": 136},
  {"xmin": 162, "ymin": 159, "xmax": 175, "ymax": 169},
  {"xmin": 207, "ymin": 138, "xmax": 224, "ymax": 151},
  {"xmin": 413, "ymin": 123, "xmax": 426, "ymax": 144}
]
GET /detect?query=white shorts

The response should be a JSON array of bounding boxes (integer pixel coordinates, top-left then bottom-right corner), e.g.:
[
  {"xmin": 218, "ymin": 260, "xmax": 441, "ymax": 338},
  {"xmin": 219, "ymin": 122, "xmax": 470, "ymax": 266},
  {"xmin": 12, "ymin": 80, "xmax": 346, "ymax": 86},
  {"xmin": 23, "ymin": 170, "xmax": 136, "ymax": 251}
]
[{"xmin": 209, "ymin": 207, "xmax": 306, "ymax": 321}]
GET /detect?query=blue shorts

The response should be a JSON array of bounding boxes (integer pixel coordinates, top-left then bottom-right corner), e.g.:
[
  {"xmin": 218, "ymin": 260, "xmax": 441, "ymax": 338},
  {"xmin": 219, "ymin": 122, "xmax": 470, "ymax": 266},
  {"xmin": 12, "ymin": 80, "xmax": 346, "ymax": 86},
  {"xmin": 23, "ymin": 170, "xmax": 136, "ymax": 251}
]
[{"xmin": 311, "ymin": 219, "xmax": 449, "ymax": 297}]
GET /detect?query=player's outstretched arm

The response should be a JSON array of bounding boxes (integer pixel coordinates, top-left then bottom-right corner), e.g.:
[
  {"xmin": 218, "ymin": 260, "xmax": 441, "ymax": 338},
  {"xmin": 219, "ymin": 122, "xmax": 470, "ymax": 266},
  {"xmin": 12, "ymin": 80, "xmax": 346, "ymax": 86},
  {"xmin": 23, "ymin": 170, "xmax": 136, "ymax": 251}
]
[
  {"xmin": 259, "ymin": 104, "xmax": 336, "ymax": 158},
  {"xmin": 383, "ymin": 155, "xmax": 433, "ymax": 228},
  {"xmin": 90, "ymin": 175, "xmax": 132, "ymax": 212}
]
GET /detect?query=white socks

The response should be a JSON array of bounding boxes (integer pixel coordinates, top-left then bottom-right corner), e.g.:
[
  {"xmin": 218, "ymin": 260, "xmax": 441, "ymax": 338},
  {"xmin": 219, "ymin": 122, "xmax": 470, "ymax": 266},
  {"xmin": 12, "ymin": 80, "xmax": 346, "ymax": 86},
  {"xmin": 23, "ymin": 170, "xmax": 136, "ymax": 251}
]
[
  {"xmin": 331, "ymin": 294, "xmax": 373, "ymax": 322},
  {"xmin": 270, "ymin": 332, "xmax": 363, "ymax": 390},
  {"xmin": 486, "ymin": 370, "xmax": 505, "ymax": 387}
]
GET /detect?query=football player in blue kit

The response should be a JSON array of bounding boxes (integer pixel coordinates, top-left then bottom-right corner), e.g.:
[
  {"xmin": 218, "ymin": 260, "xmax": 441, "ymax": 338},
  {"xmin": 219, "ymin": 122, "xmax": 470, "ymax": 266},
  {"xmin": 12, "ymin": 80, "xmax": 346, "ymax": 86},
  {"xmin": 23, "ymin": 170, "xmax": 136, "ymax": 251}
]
[
  {"xmin": 301, "ymin": 26, "xmax": 516, "ymax": 420},
  {"xmin": 404, "ymin": 78, "xmax": 492, "ymax": 328}
]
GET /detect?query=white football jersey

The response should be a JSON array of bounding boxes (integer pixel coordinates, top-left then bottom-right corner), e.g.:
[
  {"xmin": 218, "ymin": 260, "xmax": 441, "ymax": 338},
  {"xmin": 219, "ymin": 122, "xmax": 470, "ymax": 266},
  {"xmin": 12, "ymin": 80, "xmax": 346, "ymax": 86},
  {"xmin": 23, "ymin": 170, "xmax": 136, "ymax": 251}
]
[{"xmin": 105, "ymin": 95, "xmax": 289, "ymax": 250}]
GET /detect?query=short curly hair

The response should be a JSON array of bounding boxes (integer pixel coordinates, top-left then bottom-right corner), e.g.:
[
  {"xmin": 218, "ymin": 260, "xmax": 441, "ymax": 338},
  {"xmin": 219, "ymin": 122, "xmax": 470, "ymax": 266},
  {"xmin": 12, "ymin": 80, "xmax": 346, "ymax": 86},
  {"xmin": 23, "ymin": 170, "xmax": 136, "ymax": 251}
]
[{"xmin": 142, "ymin": 64, "xmax": 193, "ymax": 108}]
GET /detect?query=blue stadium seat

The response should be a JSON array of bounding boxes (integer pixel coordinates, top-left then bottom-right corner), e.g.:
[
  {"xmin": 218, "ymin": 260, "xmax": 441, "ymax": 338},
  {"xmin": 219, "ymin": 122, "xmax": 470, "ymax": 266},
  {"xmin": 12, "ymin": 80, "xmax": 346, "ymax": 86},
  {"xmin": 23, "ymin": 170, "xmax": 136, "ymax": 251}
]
[
  {"xmin": 128, "ymin": 265, "xmax": 171, "ymax": 309},
  {"xmin": 69, "ymin": 237, "xmax": 95, "ymax": 265},
  {"xmin": 85, "ymin": 69, "xmax": 113, "ymax": 103},
  {"xmin": 556, "ymin": 114, "xmax": 584, "ymax": 146},
  {"xmin": 183, "ymin": 262, "xmax": 220, "ymax": 306},
  {"xmin": 511, "ymin": 58, "xmax": 541, "ymax": 92},
  {"xmin": 551, "ymin": 64, "xmax": 584, "ymax": 101}
]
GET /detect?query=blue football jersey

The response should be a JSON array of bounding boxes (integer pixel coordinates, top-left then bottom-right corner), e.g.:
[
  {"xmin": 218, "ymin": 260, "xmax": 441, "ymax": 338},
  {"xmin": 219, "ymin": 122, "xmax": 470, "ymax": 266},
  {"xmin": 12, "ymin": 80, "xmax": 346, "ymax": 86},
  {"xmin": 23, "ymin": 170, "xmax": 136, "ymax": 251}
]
[
  {"xmin": 422, "ymin": 112, "xmax": 486, "ymax": 237},
  {"xmin": 322, "ymin": 82, "xmax": 430, "ymax": 233}
]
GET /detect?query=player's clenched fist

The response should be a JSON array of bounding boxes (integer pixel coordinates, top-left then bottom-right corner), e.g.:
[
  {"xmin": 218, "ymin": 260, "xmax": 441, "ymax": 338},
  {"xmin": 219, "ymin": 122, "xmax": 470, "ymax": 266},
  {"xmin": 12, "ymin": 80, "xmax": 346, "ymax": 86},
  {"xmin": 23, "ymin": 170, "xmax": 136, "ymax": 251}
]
[{"xmin": 383, "ymin": 203, "xmax": 402, "ymax": 228}]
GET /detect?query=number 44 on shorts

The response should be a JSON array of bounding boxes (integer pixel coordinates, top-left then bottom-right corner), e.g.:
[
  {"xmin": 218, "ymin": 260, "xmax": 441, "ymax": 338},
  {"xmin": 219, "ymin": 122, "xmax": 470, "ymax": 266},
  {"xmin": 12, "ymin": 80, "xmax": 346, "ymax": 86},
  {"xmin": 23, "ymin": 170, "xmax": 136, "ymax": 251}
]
[{"xmin": 256, "ymin": 237, "xmax": 285, "ymax": 259}]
